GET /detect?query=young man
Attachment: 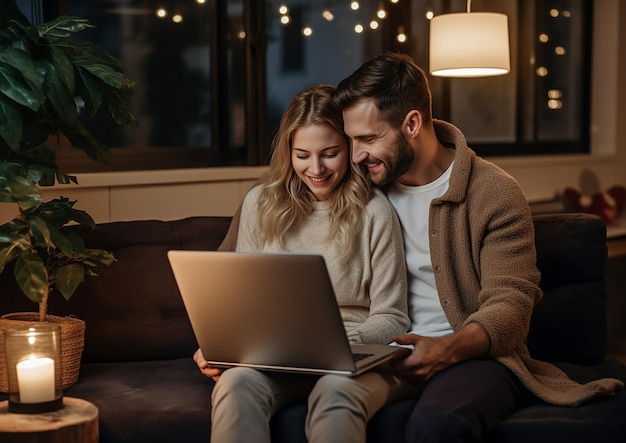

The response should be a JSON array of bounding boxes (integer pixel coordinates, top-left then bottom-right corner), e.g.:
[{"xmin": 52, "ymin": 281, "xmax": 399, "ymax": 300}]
[{"xmin": 332, "ymin": 52, "xmax": 622, "ymax": 442}]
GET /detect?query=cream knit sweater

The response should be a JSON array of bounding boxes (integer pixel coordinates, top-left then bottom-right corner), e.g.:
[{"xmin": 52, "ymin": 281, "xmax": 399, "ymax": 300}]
[{"xmin": 236, "ymin": 186, "xmax": 410, "ymax": 345}]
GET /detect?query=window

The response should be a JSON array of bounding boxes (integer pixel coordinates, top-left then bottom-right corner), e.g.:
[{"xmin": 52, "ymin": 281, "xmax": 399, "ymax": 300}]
[{"xmin": 22, "ymin": 0, "xmax": 592, "ymax": 172}]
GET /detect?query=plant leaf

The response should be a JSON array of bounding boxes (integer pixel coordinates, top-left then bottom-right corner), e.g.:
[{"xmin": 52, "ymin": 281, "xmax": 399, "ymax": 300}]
[
  {"xmin": 69, "ymin": 207, "xmax": 96, "ymax": 228},
  {"xmin": 102, "ymin": 86, "xmax": 138, "ymax": 127},
  {"xmin": 48, "ymin": 224, "xmax": 75, "ymax": 256},
  {"xmin": 27, "ymin": 197, "xmax": 74, "ymax": 228},
  {"xmin": 0, "ymin": 94, "xmax": 23, "ymax": 149},
  {"xmin": 43, "ymin": 61, "xmax": 78, "ymax": 126},
  {"xmin": 80, "ymin": 248, "xmax": 116, "ymax": 268},
  {"xmin": 37, "ymin": 16, "xmax": 94, "ymax": 41},
  {"xmin": 64, "ymin": 124, "xmax": 112, "ymax": 164},
  {"xmin": 44, "ymin": 44, "xmax": 75, "ymax": 94},
  {"xmin": 59, "ymin": 39, "xmax": 125, "ymax": 71},
  {"xmin": 62, "ymin": 229, "xmax": 86, "ymax": 253},
  {"xmin": 0, "ymin": 162, "xmax": 42, "ymax": 209},
  {"xmin": 24, "ymin": 164, "xmax": 76, "ymax": 187},
  {"xmin": 0, "ymin": 174, "xmax": 41, "ymax": 210},
  {"xmin": 75, "ymin": 61, "xmax": 127, "ymax": 89},
  {"xmin": 0, "ymin": 56, "xmax": 43, "ymax": 111},
  {"xmin": 0, "ymin": 242, "xmax": 23, "ymax": 273},
  {"xmin": 28, "ymin": 216, "xmax": 53, "ymax": 248},
  {"xmin": 14, "ymin": 251, "xmax": 47, "ymax": 303},
  {"xmin": 0, "ymin": 47, "xmax": 47, "ymax": 103},
  {"xmin": 75, "ymin": 68, "xmax": 103, "ymax": 115},
  {"xmin": 54, "ymin": 263, "xmax": 84, "ymax": 300}
]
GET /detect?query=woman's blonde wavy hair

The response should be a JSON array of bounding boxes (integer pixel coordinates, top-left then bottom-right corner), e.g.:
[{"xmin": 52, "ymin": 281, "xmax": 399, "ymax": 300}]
[{"xmin": 256, "ymin": 85, "xmax": 373, "ymax": 259}]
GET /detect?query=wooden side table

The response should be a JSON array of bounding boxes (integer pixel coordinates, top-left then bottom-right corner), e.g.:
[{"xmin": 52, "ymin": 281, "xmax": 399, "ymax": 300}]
[{"xmin": 0, "ymin": 397, "xmax": 98, "ymax": 443}]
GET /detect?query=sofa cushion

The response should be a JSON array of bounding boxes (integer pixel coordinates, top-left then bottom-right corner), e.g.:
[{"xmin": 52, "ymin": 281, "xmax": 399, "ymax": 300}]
[
  {"xmin": 527, "ymin": 213, "xmax": 607, "ymax": 364},
  {"xmin": 0, "ymin": 217, "xmax": 232, "ymax": 363},
  {"xmin": 64, "ymin": 358, "xmax": 214, "ymax": 443}
]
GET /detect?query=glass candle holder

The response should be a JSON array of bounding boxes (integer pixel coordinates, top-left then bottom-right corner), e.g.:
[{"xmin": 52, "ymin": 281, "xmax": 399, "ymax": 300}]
[{"xmin": 5, "ymin": 324, "xmax": 63, "ymax": 413}]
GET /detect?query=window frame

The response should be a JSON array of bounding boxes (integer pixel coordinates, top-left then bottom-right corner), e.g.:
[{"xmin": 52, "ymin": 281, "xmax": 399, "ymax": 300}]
[{"xmin": 40, "ymin": 0, "xmax": 594, "ymax": 173}]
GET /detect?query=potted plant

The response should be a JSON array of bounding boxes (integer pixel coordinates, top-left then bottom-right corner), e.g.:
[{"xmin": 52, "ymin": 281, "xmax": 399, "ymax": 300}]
[{"xmin": 0, "ymin": 1, "xmax": 137, "ymax": 389}]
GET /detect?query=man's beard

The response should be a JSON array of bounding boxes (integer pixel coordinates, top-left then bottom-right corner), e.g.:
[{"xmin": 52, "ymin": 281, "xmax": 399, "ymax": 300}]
[{"xmin": 370, "ymin": 132, "xmax": 414, "ymax": 188}]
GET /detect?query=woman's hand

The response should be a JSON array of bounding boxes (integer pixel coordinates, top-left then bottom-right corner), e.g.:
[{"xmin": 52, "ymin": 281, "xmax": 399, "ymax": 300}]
[{"xmin": 193, "ymin": 348, "xmax": 225, "ymax": 382}]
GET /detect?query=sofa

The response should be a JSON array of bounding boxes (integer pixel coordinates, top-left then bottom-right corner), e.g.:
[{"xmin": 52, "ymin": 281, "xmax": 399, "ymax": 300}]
[{"xmin": 1, "ymin": 212, "xmax": 625, "ymax": 442}]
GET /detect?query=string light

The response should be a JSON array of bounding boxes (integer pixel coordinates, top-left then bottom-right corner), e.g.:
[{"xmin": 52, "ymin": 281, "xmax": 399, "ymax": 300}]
[
  {"xmin": 275, "ymin": 1, "xmax": 408, "ymax": 37},
  {"xmin": 396, "ymin": 26, "xmax": 407, "ymax": 43},
  {"xmin": 376, "ymin": 2, "xmax": 386, "ymax": 19},
  {"xmin": 156, "ymin": 8, "xmax": 167, "ymax": 18},
  {"xmin": 322, "ymin": 3, "xmax": 334, "ymax": 21}
]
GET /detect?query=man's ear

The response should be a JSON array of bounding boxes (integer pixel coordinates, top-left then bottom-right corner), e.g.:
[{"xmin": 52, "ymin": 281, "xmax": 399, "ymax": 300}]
[{"xmin": 403, "ymin": 110, "xmax": 422, "ymax": 137}]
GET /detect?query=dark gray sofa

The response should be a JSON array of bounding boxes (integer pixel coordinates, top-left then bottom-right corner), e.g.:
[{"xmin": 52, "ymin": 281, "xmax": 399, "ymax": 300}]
[{"xmin": 1, "ymin": 213, "xmax": 625, "ymax": 442}]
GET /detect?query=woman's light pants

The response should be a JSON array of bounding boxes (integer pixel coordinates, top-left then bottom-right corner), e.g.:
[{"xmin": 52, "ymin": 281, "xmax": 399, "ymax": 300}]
[{"xmin": 210, "ymin": 364, "xmax": 420, "ymax": 443}]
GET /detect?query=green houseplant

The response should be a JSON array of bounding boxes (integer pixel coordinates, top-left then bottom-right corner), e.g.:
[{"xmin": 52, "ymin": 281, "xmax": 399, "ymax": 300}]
[{"xmin": 0, "ymin": 2, "xmax": 137, "ymax": 389}]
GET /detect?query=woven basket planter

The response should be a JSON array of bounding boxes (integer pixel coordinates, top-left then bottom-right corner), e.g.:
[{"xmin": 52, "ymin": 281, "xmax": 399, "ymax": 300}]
[{"xmin": 0, "ymin": 312, "xmax": 86, "ymax": 392}]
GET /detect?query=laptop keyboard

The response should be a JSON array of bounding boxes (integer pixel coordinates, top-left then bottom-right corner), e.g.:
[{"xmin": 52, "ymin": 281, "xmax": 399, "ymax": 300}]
[{"xmin": 352, "ymin": 353, "xmax": 374, "ymax": 363}]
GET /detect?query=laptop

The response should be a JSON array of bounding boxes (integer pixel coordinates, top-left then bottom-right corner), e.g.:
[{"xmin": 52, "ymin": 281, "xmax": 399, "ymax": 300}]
[{"xmin": 167, "ymin": 250, "xmax": 409, "ymax": 376}]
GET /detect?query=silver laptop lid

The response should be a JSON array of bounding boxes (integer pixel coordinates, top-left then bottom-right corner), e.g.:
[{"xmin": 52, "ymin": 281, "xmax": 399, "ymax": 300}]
[{"xmin": 167, "ymin": 251, "xmax": 358, "ymax": 374}]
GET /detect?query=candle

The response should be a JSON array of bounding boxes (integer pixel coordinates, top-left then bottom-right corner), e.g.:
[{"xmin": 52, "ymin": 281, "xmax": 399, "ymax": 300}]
[{"xmin": 16, "ymin": 356, "xmax": 56, "ymax": 403}]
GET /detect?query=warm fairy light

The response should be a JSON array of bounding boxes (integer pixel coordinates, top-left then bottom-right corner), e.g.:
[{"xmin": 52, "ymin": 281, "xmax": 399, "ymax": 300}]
[
  {"xmin": 425, "ymin": 10, "xmax": 434, "ymax": 20},
  {"xmin": 539, "ymin": 33, "xmax": 549, "ymax": 43},
  {"xmin": 370, "ymin": 20, "xmax": 379, "ymax": 30},
  {"xmin": 536, "ymin": 67, "xmax": 548, "ymax": 77},
  {"xmin": 196, "ymin": 0, "xmax": 206, "ymax": 4},
  {"xmin": 376, "ymin": 3, "xmax": 386, "ymax": 19},
  {"xmin": 548, "ymin": 99, "xmax": 563, "ymax": 110},
  {"xmin": 354, "ymin": 23, "xmax": 364, "ymax": 33},
  {"xmin": 156, "ymin": 8, "xmax": 167, "ymax": 18},
  {"xmin": 396, "ymin": 26, "xmax": 407, "ymax": 43},
  {"xmin": 172, "ymin": 13, "xmax": 183, "ymax": 23},
  {"xmin": 555, "ymin": 46, "xmax": 566, "ymax": 55},
  {"xmin": 237, "ymin": 30, "xmax": 246, "ymax": 39},
  {"xmin": 302, "ymin": 25, "xmax": 313, "ymax": 37},
  {"xmin": 322, "ymin": 8, "xmax": 334, "ymax": 21},
  {"xmin": 350, "ymin": 2, "xmax": 360, "ymax": 11},
  {"xmin": 280, "ymin": 15, "xmax": 291, "ymax": 25},
  {"xmin": 548, "ymin": 89, "xmax": 562, "ymax": 99},
  {"xmin": 278, "ymin": 3, "xmax": 289, "ymax": 15},
  {"xmin": 550, "ymin": 9, "xmax": 559, "ymax": 17}
]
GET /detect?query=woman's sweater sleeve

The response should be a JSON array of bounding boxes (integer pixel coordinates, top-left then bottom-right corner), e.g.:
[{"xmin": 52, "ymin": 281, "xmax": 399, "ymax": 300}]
[{"xmin": 347, "ymin": 192, "xmax": 410, "ymax": 344}]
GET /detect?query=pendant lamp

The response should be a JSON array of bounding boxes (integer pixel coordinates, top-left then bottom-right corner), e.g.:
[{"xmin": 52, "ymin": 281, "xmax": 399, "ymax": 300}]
[{"xmin": 429, "ymin": 0, "xmax": 510, "ymax": 78}]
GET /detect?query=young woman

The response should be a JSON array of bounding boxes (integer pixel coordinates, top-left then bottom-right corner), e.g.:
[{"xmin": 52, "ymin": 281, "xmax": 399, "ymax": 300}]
[{"xmin": 194, "ymin": 85, "xmax": 416, "ymax": 443}]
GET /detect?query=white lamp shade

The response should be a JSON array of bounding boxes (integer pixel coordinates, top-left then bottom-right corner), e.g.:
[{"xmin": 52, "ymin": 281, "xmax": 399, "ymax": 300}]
[{"xmin": 429, "ymin": 12, "xmax": 510, "ymax": 78}]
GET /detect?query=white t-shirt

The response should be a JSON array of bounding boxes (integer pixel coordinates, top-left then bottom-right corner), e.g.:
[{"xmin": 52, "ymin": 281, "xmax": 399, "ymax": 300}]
[{"xmin": 387, "ymin": 163, "xmax": 454, "ymax": 337}]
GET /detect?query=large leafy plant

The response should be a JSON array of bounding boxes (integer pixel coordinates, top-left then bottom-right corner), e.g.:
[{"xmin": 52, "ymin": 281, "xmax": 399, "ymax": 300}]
[{"xmin": 0, "ymin": 3, "xmax": 137, "ymax": 321}]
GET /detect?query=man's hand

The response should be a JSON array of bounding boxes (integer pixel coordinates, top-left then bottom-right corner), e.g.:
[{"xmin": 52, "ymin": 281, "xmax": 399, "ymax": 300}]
[
  {"xmin": 193, "ymin": 348, "xmax": 225, "ymax": 382},
  {"xmin": 391, "ymin": 322, "xmax": 491, "ymax": 384}
]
